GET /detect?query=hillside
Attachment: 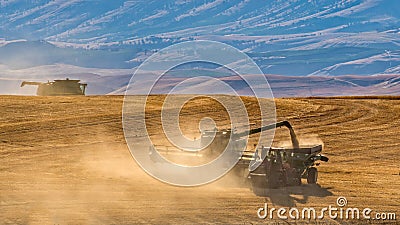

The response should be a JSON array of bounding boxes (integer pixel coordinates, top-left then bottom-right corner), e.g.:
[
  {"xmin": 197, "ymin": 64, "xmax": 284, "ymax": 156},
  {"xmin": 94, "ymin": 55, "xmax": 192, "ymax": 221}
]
[
  {"xmin": 3, "ymin": 66, "xmax": 400, "ymax": 97},
  {"xmin": 1, "ymin": 0, "xmax": 400, "ymax": 78}
]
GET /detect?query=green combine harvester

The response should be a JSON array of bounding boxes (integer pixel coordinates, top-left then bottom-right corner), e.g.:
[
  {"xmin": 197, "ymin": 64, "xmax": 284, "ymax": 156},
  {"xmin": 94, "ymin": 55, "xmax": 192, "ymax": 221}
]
[{"xmin": 21, "ymin": 78, "xmax": 87, "ymax": 96}]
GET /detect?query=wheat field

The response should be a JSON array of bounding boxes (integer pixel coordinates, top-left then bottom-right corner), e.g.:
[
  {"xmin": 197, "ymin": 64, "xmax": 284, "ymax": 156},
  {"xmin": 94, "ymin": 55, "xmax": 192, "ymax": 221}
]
[{"xmin": 0, "ymin": 95, "xmax": 399, "ymax": 224}]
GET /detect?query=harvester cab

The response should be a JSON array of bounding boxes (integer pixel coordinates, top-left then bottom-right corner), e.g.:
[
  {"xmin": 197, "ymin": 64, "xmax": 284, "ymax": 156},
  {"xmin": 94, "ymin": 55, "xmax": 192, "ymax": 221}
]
[{"xmin": 21, "ymin": 78, "xmax": 87, "ymax": 96}]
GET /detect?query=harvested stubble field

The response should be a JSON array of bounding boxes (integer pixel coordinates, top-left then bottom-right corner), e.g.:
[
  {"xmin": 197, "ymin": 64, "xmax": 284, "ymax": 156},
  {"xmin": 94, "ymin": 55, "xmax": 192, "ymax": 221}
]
[{"xmin": 0, "ymin": 95, "xmax": 399, "ymax": 225}]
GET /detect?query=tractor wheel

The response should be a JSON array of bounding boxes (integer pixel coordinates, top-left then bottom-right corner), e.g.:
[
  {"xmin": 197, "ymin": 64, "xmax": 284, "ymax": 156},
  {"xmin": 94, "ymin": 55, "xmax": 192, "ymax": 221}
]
[{"xmin": 307, "ymin": 167, "xmax": 318, "ymax": 184}]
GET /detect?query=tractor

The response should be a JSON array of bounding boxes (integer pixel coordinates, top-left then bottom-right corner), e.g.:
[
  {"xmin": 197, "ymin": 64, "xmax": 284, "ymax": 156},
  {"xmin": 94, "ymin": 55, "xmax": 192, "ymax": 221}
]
[
  {"xmin": 200, "ymin": 121, "xmax": 329, "ymax": 195},
  {"xmin": 148, "ymin": 120, "xmax": 329, "ymax": 195}
]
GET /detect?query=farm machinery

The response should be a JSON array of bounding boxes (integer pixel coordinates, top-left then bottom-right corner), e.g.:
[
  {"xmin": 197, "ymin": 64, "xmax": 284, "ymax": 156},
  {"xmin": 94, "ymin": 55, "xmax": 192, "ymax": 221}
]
[
  {"xmin": 247, "ymin": 144, "xmax": 329, "ymax": 195},
  {"xmin": 149, "ymin": 120, "xmax": 329, "ymax": 195},
  {"xmin": 21, "ymin": 78, "xmax": 87, "ymax": 96}
]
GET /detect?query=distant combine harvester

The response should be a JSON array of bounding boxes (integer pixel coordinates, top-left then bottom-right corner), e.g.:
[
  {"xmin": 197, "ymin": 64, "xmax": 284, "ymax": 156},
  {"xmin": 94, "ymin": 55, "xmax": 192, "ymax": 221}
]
[{"xmin": 21, "ymin": 78, "xmax": 87, "ymax": 96}]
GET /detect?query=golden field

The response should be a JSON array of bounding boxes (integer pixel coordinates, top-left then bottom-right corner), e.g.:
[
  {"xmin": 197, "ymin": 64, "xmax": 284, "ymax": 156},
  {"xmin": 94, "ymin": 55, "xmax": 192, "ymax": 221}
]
[{"xmin": 0, "ymin": 95, "xmax": 399, "ymax": 224}]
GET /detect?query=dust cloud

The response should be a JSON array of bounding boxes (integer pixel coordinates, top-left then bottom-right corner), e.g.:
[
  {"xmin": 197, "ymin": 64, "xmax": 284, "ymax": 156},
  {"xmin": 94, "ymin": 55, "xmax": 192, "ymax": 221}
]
[{"xmin": 277, "ymin": 134, "xmax": 324, "ymax": 149}]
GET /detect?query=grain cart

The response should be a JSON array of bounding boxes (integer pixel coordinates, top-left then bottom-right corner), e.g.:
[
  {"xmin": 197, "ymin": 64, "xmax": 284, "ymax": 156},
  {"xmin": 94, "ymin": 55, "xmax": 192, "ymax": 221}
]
[
  {"xmin": 200, "ymin": 121, "xmax": 329, "ymax": 194},
  {"xmin": 21, "ymin": 78, "xmax": 87, "ymax": 96},
  {"xmin": 248, "ymin": 144, "xmax": 329, "ymax": 195}
]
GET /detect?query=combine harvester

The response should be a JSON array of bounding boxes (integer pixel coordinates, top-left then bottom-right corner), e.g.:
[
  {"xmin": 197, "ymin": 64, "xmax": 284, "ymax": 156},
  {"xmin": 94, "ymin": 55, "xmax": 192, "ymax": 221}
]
[
  {"xmin": 21, "ymin": 78, "xmax": 87, "ymax": 96},
  {"xmin": 151, "ymin": 121, "xmax": 329, "ymax": 196}
]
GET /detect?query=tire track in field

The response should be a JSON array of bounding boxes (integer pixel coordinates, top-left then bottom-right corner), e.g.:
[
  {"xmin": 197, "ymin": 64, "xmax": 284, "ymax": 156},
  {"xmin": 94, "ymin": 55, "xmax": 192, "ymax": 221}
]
[{"xmin": 1, "ymin": 96, "xmax": 399, "ymax": 224}]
